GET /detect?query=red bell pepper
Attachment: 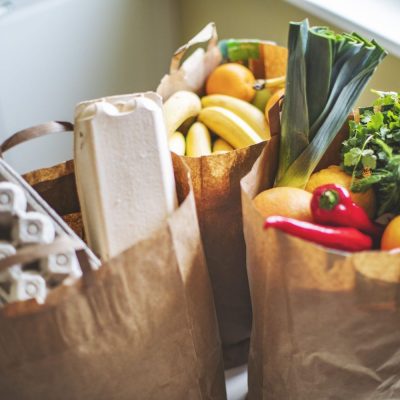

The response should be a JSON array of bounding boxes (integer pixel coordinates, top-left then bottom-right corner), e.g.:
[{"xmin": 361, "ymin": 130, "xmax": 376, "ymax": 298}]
[
  {"xmin": 311, "ymin": 184, "xmax": 381, "ymax": 236},
  {"xmin": 264, "ymin": 216, "xmax": 372, "ymax": 252}
]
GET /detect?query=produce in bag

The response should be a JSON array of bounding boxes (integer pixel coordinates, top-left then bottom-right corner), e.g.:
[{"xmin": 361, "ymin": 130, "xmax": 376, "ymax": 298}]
[
  {"xmin": 275, "ymin": 19, "xmax": 387, "ymax": 189},
  {"xmin": 157, "ymin": 22, "xmax": 288, "ymax": 367},
  {"xmin": 264, "ymin": 215, "xmax": 373, "ymax": 252},
  {"xmin": 310, "ymin": 184, "xmax": 381, "ymax": 236},
  {"xmin": 240, "ymin": 19, "xmax": 398, "ymax": 399},
  {"xmin": 341, "ymin": 91, "xmax": 400, "ymax": 217},
  {"xmin": 0, "ymin": 96, "xmax": 226, "ymax": 399},
  {"xmin": 242, "ymin": 121, "xmax": 400, "ymax": 400}
]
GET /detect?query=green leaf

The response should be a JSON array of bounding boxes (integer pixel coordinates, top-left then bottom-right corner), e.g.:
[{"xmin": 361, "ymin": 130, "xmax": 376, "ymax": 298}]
[
  {"xmin": 350, "ymin": 174, "xmax": 383, "ymax": 192},
  {"xmin": 366, "ymin": 112, "xmax": 384, "ymax": 130},
  {"xmin": 374, "ymin": 137, "xmax": 393, "ymax": 157},
  {"xmin": 276, "ymin": 21, "xmax": 387, "ymax": 188},
  {"xmin": 386, "ymin": 110, "xmax": 398, "ymax": 121},
  {"xmin": 379, "ymin": 125, "xmax": 390, "ymax": 137},
  {"xmin": 389, "ymin": 120, "xmax": 400, "ymax": 130},
  {"xmin": 306, "ymin": 27, "xmax": 333, "ymax": 133},
  {"xmin": 361, "ymin": 150, "xmax": 377, "ymax": 169},
  {"xmin": 361, "ymin": 110, "xmax": 373, "ymax": 124},
  {"xmin": 344, "ymin": 147, "xmax": 362, "ymax": 166},
  {"xmin": 277, "ymin": 20, "xmax": 310, "ymax": 183},
  {"xmin": 372, "ymin": 90, "xmax": 399, "ymax": 106},
  {"xmin": 377, "ymin": 151, "xmax": 387, "ymax": 161}
]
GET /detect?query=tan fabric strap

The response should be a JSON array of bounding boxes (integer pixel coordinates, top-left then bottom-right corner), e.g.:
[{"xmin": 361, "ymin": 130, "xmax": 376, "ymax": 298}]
[{"xmin": 0, "ymin": 121, "xmax": 74, "ymax": 156}]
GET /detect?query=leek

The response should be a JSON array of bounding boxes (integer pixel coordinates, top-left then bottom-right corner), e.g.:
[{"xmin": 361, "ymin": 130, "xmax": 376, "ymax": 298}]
[{"xmin": 276, "ymin": 19, "xmax": 387, "ymax": 188}]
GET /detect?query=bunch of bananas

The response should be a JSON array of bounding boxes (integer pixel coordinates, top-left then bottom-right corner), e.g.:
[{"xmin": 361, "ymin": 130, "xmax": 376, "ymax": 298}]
[
  {"xmin": 164, "ymin": 90, "xmax": 274, "ymax": 157},
  {"xmin": 164, "ymin": 59, "xmax": 285, "ymax": 158}
]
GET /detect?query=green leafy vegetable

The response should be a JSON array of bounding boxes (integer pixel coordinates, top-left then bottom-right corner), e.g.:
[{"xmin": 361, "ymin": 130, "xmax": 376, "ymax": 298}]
[
  {"xmin": 341, "ymin": 92, "xmax": 400, "ymax": 215},
  {"xmin": 343, "ymin": 147, "xmax": 363, "ymax": 167},
  {"xmin": 276, "ymin": 19, "xmax": 387, "ymax": 188}
]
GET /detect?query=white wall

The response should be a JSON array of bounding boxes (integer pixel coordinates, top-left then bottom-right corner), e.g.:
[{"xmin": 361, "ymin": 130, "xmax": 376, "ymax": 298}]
[
  {"xmin": 3, "ymin": 0, "xmax": 400, "ymax": 173},
  {"xmin": 0, "ymin": 0, "xmax": 180, "ymax": 172},
  {"xmin": 178, "ymin": 0, "xmax": 400, "ymax": 106}
]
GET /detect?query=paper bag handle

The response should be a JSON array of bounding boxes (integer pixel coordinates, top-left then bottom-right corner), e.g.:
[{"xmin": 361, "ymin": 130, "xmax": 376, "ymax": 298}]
[
  {"xmin": 0, "ymin": 121, "xmax": 73, "ymax": 156},
  {"xmin": 170, "ymin": 22, "xmax": 218, "ymax": 73}
]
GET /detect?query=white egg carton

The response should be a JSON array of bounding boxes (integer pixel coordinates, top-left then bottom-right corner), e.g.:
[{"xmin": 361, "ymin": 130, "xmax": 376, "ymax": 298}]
[{"xmin": 0, "ymin": 158, "xmax": 100, "ymax": 306}]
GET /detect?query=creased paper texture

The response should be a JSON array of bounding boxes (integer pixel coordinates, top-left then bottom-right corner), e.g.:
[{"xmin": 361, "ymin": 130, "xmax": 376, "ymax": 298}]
[
  {"xmin": 0, "ymin": 155, "xmax": 226, "ymax": 400},
  {"xmin": 242, "ymin": 124, "xmax": 400, "ymax": 400}
]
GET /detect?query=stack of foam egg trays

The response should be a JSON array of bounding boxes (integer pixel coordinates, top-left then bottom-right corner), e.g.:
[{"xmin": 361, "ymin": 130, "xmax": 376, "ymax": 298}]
[{"xmin": 0, "ymin": 159, "xmax": 99, "ymax": 307}]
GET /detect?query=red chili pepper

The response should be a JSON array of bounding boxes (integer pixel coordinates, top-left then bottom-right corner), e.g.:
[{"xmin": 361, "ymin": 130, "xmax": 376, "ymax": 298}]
[
  {"xmin": 311, "ymin": 184, "xmax": 381, "ymax": 237},
  {"xmin": 264, "ymin": 216, "xmax": 372, "ymax": 252}
]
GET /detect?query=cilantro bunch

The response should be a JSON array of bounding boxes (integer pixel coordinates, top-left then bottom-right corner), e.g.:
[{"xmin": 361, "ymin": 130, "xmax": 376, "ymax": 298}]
[{"xmin": 341, "ymin": 91, "xmax": 400, "ymax": 216}]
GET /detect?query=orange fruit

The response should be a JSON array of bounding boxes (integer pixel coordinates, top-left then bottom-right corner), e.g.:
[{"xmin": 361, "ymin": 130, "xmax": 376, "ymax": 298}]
[
  {"xmin": 206, "ymin": 63, "xmax": 256, "ymax": 102},
  {"xmin": 381, "ymin": 215, "xmax": 400, "ymax": 250},
  {"xmin": 305, "ymin": 165, "xmax": 376, "ymax": 218},
  {"xmin": 265, "ymin": 88, "xmax": 285, "ymax": 123},
  {"xmin": 252, "ymin": 187, "xmax": 313, "ymax": 222},
  {"xmin": 381, "ymin": 216, "xmax": 400, "ymax": 250}
]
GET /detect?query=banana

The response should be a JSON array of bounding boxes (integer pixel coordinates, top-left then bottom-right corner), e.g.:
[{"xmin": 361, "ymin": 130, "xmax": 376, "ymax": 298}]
[
  {"xmin": 201, "ymin": 94, "xmax": 270, "ymax": 140},
  {"xmin": 213, "ymin": 138, "xmax": 234, "ymax": 154},
  {"xmin": 264, "ymin": 75, "xmax": 286, "ymax": 89},
  {"xmin": 186, "ymin": 122, "xmax": 212, "ymax": 157},
  {"xmin": 169, "ymin": 131, "xmax": 186, "ymax": 156},
  {"xmin": 198, "ymin": 106, "xmax": 263, "ymax": 149},
  {"xmin": 163, "ymin": 91, "xmax": 202, "ymax": 137}
]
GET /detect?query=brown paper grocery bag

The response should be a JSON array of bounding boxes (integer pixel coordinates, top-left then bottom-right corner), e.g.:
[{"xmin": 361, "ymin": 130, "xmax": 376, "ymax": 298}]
[
  {"xmin": 158, "ymin": 23, "xmax": 288, "ymax": 368},
  {"xmin": 0, "ymin": 126, "xmax": 226, "ymax": 400},
  {"xmin": 241, "ymin": 114, "xmax": 400, "ymax": 399}
]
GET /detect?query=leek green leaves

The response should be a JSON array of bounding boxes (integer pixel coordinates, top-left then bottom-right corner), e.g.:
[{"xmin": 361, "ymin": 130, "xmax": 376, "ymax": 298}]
[{"xmin": 276, "ymin": 19, "xmax": 387, "ymax": 188}]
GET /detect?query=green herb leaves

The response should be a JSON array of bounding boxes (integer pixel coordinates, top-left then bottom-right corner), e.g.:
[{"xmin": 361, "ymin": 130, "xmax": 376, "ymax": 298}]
[
  {"xmin": 341, "ymin": 92, "xmax": 400, "ymax": 215},
  {"xmin": 343, "ymin": 147, "xmax": 377, "ymax": 169},
  {"xmin": 367, "ymin": 112, "xmax": 384, "ymax": 131},
  {"xmin": 275, "ymin": 19, "xmax": 387, "ymax": 189}
]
